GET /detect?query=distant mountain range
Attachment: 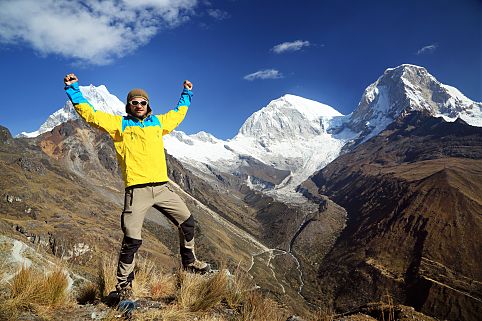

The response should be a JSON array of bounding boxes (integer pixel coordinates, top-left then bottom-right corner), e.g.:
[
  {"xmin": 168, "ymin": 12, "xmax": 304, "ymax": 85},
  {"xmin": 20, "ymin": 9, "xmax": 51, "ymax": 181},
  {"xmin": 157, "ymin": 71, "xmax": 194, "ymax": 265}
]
[
  {"xmin": 6, "ymin": 64, "xmax": 482, "ymax": 320},
  {"xmin": 21, "ymin": 64, "xmax": 481, "ymax": 198}
]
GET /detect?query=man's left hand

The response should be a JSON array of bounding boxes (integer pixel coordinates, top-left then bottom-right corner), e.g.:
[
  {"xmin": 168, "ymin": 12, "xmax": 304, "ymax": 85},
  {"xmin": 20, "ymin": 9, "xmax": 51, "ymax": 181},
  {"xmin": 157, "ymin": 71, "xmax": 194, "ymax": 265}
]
[{"xmin": 183, "ymin": 80, "xmax": 193, "ymax": 91}]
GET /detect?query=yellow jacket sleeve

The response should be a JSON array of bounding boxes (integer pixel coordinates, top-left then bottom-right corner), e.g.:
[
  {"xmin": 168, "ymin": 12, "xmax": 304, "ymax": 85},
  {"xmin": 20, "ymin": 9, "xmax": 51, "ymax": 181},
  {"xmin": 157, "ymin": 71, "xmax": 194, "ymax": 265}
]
[{"xmin": 65, "ymin": 83, "xmax": 122, "ymax": 139}]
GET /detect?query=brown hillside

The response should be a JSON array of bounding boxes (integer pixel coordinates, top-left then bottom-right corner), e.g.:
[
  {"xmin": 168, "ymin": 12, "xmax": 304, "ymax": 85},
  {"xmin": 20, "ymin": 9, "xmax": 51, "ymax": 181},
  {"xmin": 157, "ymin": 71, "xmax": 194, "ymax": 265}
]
[{"xmin": 301, "ymin": 111, "xmax": 482, "ymax": 321}]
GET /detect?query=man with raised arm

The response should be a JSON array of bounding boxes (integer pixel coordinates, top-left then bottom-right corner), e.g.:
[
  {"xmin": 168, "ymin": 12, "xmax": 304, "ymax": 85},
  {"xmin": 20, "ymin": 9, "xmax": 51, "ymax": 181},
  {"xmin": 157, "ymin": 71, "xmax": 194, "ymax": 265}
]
[{"xmin": 63, "ymin": 73, "xmax": 210, "ymax": 300}]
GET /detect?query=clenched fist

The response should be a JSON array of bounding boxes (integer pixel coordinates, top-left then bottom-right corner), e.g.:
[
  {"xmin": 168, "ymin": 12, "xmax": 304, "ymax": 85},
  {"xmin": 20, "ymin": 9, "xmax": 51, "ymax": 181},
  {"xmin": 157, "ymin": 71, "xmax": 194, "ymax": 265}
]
[
  {"xmin": 183, "ymin": 80, "xmax": 193, "ymax": 91},
  {"xmin": 64, "ymin": 73, "xmax": 78, "ymax": 86}
]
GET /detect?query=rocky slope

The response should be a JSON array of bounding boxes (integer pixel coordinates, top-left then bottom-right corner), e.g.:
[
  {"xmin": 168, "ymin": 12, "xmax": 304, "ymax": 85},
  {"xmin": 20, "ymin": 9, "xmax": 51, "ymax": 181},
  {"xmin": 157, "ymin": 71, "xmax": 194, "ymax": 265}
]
[
  {"xmin": 0, "ymin": 124, "xmax": 175, "ymax": 280},
  {"xmin": 2, "ymin": 121, "xmax": 340, "ymax": 315},
  {"xmin": 300, "ymin": 111, "xmax": 482, "ymax": 321}
]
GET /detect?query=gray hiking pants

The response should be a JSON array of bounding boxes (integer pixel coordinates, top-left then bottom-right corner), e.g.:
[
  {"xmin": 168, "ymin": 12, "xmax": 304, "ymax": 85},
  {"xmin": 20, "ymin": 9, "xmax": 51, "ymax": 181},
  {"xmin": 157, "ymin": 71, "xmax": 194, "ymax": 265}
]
[{"xmin": 116, "ymin": 182, "xmax": 196, "ymax": 289}]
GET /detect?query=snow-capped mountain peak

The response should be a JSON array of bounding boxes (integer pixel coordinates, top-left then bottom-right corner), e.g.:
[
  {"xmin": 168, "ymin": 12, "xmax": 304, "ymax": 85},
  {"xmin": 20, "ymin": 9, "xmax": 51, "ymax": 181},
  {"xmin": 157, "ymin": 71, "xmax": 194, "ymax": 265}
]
[
  {"xmin": 236, "ymin": 94, "xmax": 342, "ymax": 142},
  {"xmin": 347, "ymin": 64, "xmax": 482, "ymax": 141},
  {"xmin": 80, "ymin": 85, "xmax": 126, "ymax": 115},
  {"xmin": 164, "ymin": 93, "xmax": 353, "ymax": 197},
  {"xmin": 191, "ymin": 131, "xmax": 221, "ymax": 144},
  {"xmin": 278, "ymin": 94, "xmax": 342, "ymax": 118}
]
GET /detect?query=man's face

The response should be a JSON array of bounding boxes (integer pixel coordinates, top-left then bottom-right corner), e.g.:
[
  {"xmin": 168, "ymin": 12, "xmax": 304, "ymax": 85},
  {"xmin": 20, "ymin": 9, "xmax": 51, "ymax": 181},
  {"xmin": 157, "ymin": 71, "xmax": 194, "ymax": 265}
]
[{"xmin": 129, "ymin": 98, "xmax": 148, "ymax": 118}]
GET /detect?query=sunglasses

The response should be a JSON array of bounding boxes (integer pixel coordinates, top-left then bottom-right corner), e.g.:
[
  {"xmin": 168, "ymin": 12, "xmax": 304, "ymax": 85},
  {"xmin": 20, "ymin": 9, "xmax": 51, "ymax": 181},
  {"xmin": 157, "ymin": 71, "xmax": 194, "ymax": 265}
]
[{"xmin": 130, "ymin": 100, "xmax": 148, "ymax": 106}]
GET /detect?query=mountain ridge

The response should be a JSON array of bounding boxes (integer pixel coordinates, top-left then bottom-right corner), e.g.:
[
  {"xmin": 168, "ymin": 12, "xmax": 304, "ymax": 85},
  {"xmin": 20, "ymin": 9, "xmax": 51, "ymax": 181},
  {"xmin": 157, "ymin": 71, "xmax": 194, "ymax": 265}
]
[
  {"xmin": 2, "ymin": 63, "xmax": 481, "ymax": 320},
  {"xmin": 164, "ymin": 64, "xmax": 482, "ymax": 196},
  {"xmin": 19, "ymin": 64, "xmax": 482, "ymax": 197}
]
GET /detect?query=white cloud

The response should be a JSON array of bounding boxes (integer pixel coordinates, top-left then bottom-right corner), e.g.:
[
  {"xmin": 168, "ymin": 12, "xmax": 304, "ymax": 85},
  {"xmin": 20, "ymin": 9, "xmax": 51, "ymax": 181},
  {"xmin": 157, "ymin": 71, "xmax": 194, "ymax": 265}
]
[
  {"xmin": 272, "ymin": 40, "xmax": 310, "ymax": 54},
  {"xmin": 0, "ymin": 0, "xmax": 197, "ymax": 65},
  {"xmin": 207, "ymin": 8, "xmax": 230, "ymax": 20},
  {"xmin": 244, "ymin": 69, "xmax": 283, "ymax": 81},
  {"xmin": 416, "ymin": 44, "xmax": 438, "ymax": 55}
]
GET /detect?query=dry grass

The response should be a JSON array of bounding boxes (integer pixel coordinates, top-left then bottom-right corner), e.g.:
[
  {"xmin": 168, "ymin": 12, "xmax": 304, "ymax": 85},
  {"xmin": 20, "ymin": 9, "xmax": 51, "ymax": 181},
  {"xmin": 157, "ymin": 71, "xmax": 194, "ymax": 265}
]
[
  {"xmin": 132, "ymin": 256, "xmax": 157, "ymax": 297},
  {"xmin": 175, "ymin": 264, "xmax": 286, "ymax": 320},
  {"xmin": 0, "ymin": 256, "xmax": 290, "ymax": 321},
  {"xmin": 98, "ymin": 254, "xmax": 117, "ymax": 297},
  {"xmin": 0, "ymin": 265, "xmax": 72, "ymax": 319},
  {"xmin": 308, "ymin": 309, "xmax": 334, "ymax": 321},
  {"xmin": 132, "ymin": 306, "xmax": 195, "ymax": 321},
  {"xmin": 92, "ymin": 256, "xmax": 286, "ymax": 320},
  {"xmin": 380, "ymin": 292, "xmax": 396, "ymax": 321},
  {"xmin": 150, "ymin": 273, "xmax": 177, "ymax": 300},
  {"xmin": 177, "ymin": 269, "xmax": 229, "ymax": 312},
  {"xmin": 132, "ymin": 255, "xmax": 175, "ymax": 298},
  {"xmin": 130, "ymin": 306, "xmax": 231, "ymax": 321},
  {"xmin": 76, "ymin": 281, "xmax": 99, "ymax": 304},
  {"xmin": 96, "ymin": 254, "xmax": 177, "ymax": 300},
  {"xmin": 224, "ymin": 265, "xmax": 255, "ymax": 309},
  {"xmin": 197, "ymin": 315, "xmax": 228, "ymax": 321},
  {"xmin": 238, "ymin": 290, "xmax": 285, "ymax": 321}
]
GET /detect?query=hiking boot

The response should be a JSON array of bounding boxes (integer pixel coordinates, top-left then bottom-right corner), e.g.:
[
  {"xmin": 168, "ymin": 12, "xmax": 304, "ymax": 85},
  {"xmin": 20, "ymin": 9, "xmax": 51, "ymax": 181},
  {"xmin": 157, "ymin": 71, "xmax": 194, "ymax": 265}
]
[
  {"xmin": 183, "ymin": 259, "xmax": 211, "ymax": 274},
  {"xmin": 116, "ymin": 284, "xmax": 133, "ymax": 301}
]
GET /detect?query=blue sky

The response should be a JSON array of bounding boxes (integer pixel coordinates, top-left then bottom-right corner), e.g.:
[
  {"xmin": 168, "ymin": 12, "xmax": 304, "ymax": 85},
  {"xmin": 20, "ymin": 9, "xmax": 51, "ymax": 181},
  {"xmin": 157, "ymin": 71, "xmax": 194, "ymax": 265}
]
[{"xmin": 0, "ymin": 0, "xmax": 480, "ymax": 139}]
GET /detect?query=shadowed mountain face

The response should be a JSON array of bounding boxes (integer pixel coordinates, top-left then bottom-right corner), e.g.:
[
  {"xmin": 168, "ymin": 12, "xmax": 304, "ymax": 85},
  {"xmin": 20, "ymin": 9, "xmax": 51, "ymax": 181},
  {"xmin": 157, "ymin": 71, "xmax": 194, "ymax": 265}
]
[
  {"xmin": 0, "ymin": 123, "xmax": 177, "ymax": 279},
  {"xmin": 300, "ymin": 111, "xmax": 482, "ymax": 321}
]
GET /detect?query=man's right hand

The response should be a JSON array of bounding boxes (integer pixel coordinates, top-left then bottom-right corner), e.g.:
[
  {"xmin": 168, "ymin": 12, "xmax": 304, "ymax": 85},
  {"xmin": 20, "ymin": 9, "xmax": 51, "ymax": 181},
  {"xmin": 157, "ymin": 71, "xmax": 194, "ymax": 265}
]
[{"xmin": 64, "ymin": 73, "xmax": 78, "ymax": 86}]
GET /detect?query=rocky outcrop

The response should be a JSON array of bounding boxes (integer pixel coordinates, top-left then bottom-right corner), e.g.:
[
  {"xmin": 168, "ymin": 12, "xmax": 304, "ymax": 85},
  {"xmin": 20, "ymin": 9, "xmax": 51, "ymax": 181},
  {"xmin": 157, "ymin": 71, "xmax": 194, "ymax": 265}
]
[
  {"xmin": 15, "ymin": 157, "xmax": 46, "ymax": 174},
  {"xmin": 0, "ymin": 125, "xmax": 12, "ymax": 143},
  {"xmin": 38, "ymin": 119, "xmax": 123, "ymax": 190}
]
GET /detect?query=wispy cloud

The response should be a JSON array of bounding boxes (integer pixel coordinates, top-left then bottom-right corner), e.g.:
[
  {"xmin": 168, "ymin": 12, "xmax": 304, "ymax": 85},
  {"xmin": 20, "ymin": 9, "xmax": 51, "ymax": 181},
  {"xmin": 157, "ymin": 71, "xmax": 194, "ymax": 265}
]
[
  {"xmin": 0, "ymin": 0, "xmax": 197, "ymax": 65},
  {"xmin": 244, "ymin": 69, "xmax": 283, "ymax": 81},
  {"xmin": 416, "ymin": 44, "xmax": 438, "ymax": 55},
  {"xmin": 271, "ymin": 40, "xmax": 310, "ymax": 54},
  {"xmin": 207, "ymin": 8, "xmax": 230, "ymax": 20}
]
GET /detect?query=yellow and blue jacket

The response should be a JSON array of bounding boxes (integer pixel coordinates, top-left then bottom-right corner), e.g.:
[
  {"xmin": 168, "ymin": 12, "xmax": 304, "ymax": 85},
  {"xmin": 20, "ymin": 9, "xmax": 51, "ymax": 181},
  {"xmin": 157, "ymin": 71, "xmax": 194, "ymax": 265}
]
[{"xmin": 65, "ymin": 82, "xmax": 192, "ymax": 187}]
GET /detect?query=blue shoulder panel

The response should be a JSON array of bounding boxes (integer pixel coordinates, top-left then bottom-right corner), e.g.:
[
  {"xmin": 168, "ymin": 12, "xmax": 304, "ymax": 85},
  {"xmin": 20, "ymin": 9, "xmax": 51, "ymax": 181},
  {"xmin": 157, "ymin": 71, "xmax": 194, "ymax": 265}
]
[
  {"xmin": 144, "ymin": 115, "xmax": 161, "ymax": 127},
  {"xmin": 122, "ymin": 115, "xmax": 162, "ymax": 132}
]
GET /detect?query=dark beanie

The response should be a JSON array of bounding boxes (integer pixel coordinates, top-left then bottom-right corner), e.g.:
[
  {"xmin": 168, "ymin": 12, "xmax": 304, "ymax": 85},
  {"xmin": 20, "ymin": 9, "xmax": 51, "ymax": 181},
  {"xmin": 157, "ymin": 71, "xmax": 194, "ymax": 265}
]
[
  {"xmin": 127, "ymin": 88, "xmax": 149, "ymax": 103},
  {"xmin": 126, "ymin": 88, "xmax": 151, "ymax": 115}
]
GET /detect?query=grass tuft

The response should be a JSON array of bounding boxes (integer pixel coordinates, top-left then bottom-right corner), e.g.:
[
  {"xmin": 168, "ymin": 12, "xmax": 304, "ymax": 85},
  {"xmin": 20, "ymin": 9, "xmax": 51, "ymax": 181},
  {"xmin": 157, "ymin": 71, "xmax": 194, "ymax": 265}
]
[
  {"xmin": 98, "ymin": 255, "xmax": 117, "ymax": 297},
  {"xmin": 224, "ymin": 265, "xmax": 255, "ymax": 309},
  {"xmin": 97, "ymin": 254, "xmax": 178, "ymax": 301},
  {"xmin": 132, "ymin": 256, "xmax": 158, "ymax": 297},
  {"xmin": 380, "ymin": 292, "xmax": 396, "ymax": 321},
  {"xmin": 45, "ymin": 269, "xmax": 70, "ymax": 305},
  {"xmin": 177, "ymin": 269, "xmax": 229, "ymax": 312},
  {"xmin": 238, "ymin": 290, "xmax": 285, "ymax": 321},
  {"xmin": 0, "ymin": 265, "xmax": 72, "ymax": 319},
  {"xmin": 0, "ymin": 257, "xmax": 289, "ymax": 321},
  {"xmin": 150, "ymin": 273, "xmax": 177, "ymax": 301},
  {"xmin": 76, "ymin": 281, "xmax": 99, "ymax": 304}
]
